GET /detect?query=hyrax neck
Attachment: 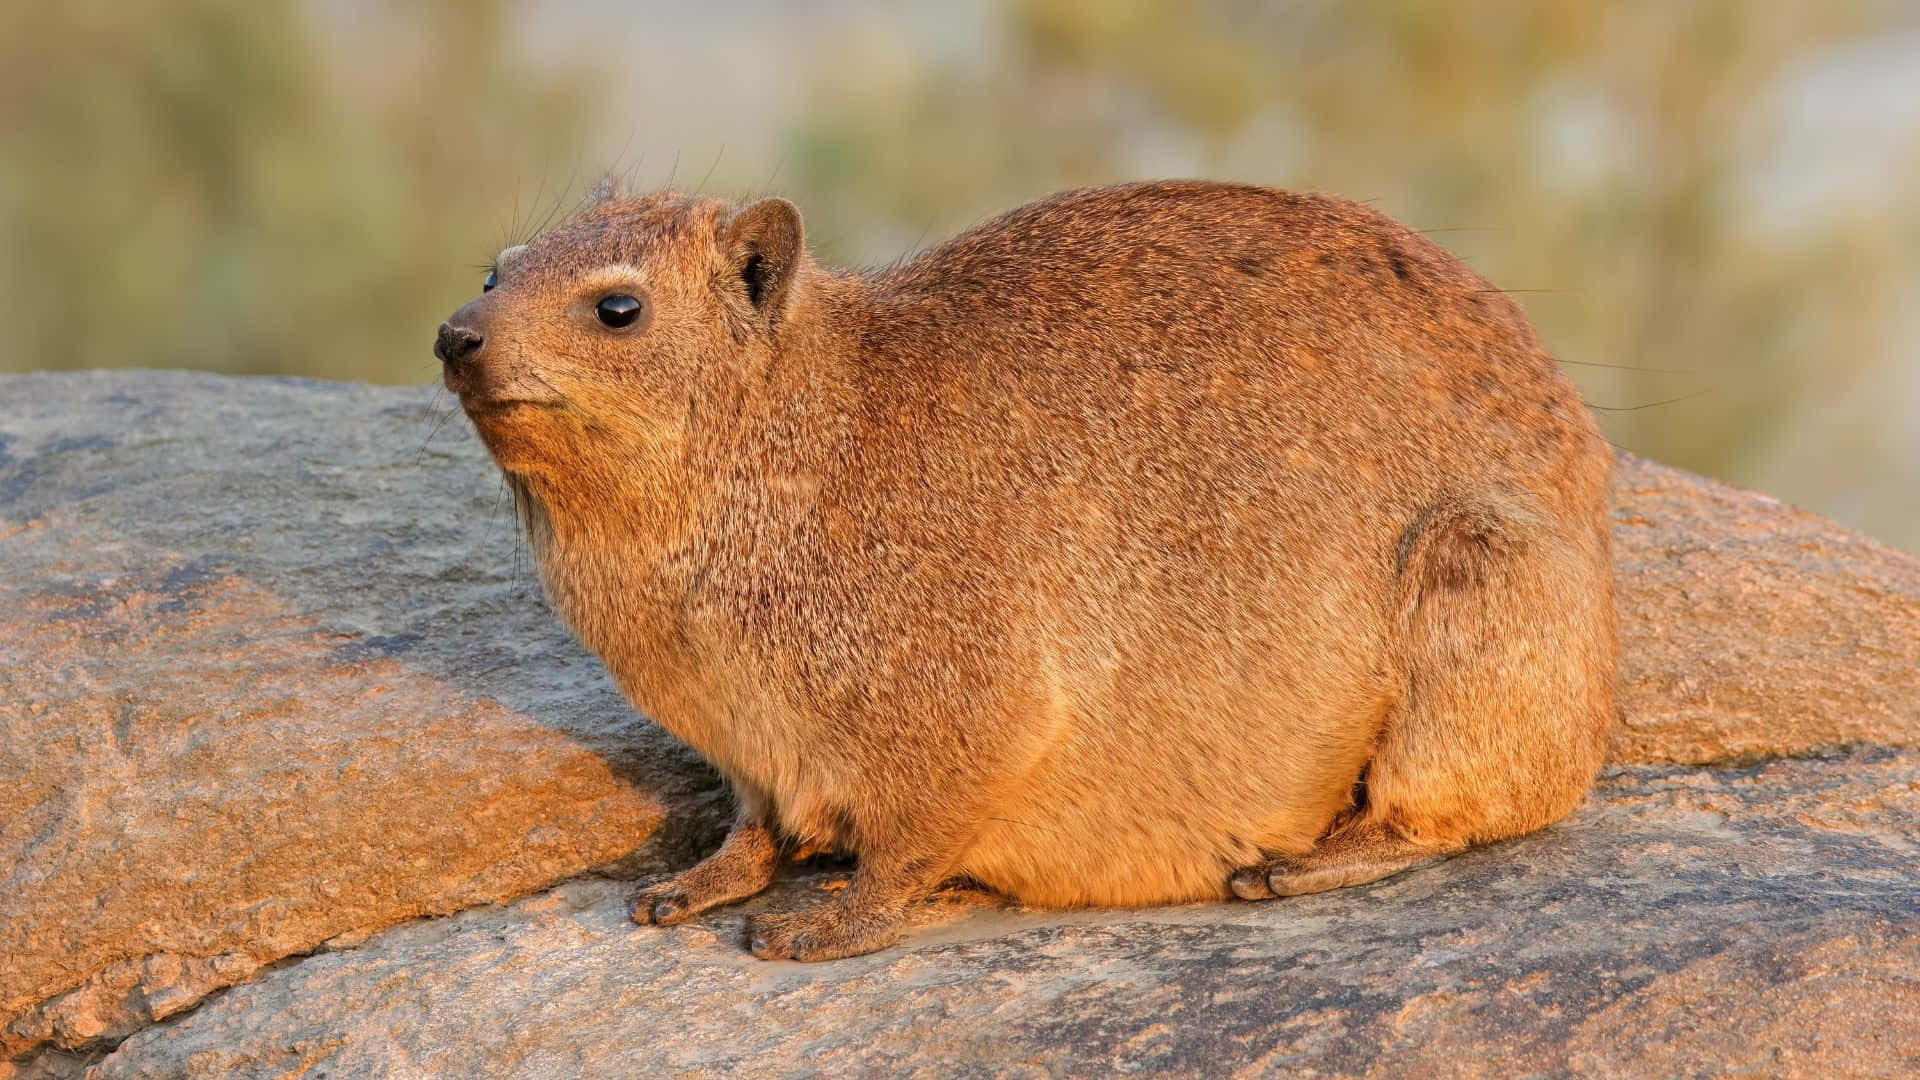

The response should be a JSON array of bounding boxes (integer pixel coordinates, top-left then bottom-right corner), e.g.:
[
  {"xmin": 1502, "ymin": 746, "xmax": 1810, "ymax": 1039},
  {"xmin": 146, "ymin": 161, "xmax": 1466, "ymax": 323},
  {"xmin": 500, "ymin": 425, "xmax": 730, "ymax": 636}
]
[{"xmin": 513, "ymin": 282, "xmax": 867, "ymax": 750}]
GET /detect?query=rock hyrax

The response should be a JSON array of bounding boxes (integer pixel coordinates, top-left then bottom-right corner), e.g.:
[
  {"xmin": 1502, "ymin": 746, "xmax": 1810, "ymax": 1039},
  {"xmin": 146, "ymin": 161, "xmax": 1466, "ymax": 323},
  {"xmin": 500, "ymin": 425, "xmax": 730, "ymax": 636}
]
[{"xmin": 434, "ymin": 179, "xmax": 1617, "ymax": 961}]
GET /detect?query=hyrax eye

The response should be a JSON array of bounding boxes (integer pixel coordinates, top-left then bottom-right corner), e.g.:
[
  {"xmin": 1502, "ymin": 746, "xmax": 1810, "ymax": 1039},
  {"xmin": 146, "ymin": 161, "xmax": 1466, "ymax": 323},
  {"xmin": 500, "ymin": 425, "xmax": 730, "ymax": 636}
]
[
  {"xmin": 483, "ymin": 268, "xmax": 497, "ymax": 292},
  {"xmin": 596, "ymin": 294, "xmax": 644, "ymax": 329}
]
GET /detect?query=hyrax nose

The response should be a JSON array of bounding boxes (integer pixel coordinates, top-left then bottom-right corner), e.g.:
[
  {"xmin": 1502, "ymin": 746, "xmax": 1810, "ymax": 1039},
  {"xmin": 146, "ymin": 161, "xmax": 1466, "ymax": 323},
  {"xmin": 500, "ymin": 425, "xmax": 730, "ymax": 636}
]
[{"xmin": 434, "ymin": 322, "xmax": 484, "ymax": 367}]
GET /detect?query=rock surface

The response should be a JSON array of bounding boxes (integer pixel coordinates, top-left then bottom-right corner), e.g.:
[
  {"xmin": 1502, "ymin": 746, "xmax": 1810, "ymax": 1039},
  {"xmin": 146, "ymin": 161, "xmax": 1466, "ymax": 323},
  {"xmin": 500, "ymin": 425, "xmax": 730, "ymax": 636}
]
[
  {"xmin": 83, "ymin": 751, "xmax": 1920, "ymax": 1078},
  {"xmin": 0, "ymin": 373, "xmax": 720, "ymax": 1064},
  {"xmin": 1612, "ymin": 451, "xmax": 1920, "ymax": 765},
  {"xmin": 2, "ymin": 370, "xmax": 1916, "ymax": 1077}
]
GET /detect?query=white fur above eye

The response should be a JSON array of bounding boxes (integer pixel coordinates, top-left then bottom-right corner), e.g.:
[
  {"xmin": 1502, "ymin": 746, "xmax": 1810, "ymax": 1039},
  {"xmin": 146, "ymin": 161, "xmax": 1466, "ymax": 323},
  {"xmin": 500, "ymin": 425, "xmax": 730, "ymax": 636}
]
[{"xmin": 495, "ymin": 244, "xmax": 531, "ymax": 275}]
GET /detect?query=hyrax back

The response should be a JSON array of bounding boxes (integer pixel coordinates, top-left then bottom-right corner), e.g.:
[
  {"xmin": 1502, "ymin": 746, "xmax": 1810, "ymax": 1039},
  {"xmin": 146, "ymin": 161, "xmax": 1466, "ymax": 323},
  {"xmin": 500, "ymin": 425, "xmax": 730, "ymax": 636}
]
[{"xmin": 436, "ymin": 180, "xmax": 1617, "ymax": 960}]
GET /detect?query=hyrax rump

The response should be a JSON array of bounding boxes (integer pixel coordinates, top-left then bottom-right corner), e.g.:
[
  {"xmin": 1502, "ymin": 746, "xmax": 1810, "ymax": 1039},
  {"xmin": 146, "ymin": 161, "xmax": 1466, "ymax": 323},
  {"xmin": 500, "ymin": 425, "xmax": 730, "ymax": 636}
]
[{"xmin": 435, "ymin": 179, "xmax": 1617, "ymax": 961}]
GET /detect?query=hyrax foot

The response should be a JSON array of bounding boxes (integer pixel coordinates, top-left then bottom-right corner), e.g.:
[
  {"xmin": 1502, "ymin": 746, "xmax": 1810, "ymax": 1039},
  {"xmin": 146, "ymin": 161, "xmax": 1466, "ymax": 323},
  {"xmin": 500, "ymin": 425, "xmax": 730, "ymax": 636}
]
[
  {"xmin": 630, "ymin": 874, "xmax": 750, "ymax": 926},
  {"xmin": 1229, "ymin": 821, "xmax": 1457, "ymax": 901},
  {"xmin": 744, "ymin": 903, "xmax": 904, "ymax": 962},
  {"xmin": 630, "ymin": 817, "xmax": 778, "ymax": 926}
]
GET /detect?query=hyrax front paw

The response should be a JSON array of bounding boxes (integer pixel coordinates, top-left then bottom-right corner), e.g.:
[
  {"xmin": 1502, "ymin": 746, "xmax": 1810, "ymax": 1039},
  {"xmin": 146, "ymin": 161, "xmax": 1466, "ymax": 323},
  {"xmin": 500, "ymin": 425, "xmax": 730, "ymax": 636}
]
[
  {"xmin": 629, "ymin": 866, "xmax": 768, "ymax": 927},
  {"xmin": 744, "ymin": 905, "xmax": 903, "ymax": 962},
  {"xmin": 629, "ymin": 876, "xmax": 706, "ymax": 926},
  {"xmin": 629, "ymin": 819, "xmax": 780, "ymax": 927}
]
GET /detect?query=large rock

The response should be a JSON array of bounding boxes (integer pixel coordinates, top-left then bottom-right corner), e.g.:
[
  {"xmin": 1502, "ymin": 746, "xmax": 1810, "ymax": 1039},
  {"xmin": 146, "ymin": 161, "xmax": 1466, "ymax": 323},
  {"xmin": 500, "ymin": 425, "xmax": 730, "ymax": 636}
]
[
  {"xmin": 0, "ymin": 373, "xmax": 722, "ymax": 1063},
  {"xmin": 1612, "ymin": 452, "xmax": 1920, "ymax": 764},
  {"xmin": 2, "ymin": 371, "xmax": 1916, "ymax": 1076},
  {"xmin": 80, "ymin": 750, "xmax": 1920, "ymax": 1078}
]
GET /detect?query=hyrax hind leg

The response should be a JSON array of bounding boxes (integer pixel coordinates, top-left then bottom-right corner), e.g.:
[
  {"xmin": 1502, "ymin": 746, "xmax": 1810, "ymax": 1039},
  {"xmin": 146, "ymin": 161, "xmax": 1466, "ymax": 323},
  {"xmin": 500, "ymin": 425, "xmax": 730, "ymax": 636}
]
[{"xmin": 1232, "ymin": 495, "xmax": 1616, "ymax": 901}]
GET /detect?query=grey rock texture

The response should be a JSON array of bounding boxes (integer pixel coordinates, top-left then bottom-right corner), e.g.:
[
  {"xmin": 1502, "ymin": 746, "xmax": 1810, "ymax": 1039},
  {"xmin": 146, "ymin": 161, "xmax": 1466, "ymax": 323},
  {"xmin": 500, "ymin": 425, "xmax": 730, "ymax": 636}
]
[
  {"xmin": 85, "ymin": 752, "xmax": 1920, "ymax": 1078},
  {"xmin": 1612, "ymin": 450, "xmax": 1920, "ymax": 765},
  {"xmin": 2, "ymin": 371, "xmax": 1916, "ymax": 1077},
  {"xmin": 0, "ymin": 373, "xmax": 719, "ymax": 1064}
]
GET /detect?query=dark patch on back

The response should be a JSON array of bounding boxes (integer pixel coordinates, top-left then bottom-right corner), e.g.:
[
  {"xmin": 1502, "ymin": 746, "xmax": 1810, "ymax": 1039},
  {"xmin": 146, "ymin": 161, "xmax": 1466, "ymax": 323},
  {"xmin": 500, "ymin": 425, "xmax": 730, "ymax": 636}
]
[
  {"xmin": 1385, "ymin": 248, "xmax": 1413, "ymax": 282},
  {"xmin": 0, "ymin": 432, "xmax": 15, "ymax": 467},
  {"xmin": 1315, "ymin": 245, "xmax": 1412, "ymax": 288}
]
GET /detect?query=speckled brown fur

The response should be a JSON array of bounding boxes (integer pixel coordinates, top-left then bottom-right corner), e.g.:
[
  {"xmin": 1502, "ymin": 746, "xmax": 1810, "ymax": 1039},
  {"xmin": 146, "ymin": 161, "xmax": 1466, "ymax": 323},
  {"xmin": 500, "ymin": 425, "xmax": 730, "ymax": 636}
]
[{"xmin": 434, "ymin": 180, "xmax": 1617, "ymax": 961}]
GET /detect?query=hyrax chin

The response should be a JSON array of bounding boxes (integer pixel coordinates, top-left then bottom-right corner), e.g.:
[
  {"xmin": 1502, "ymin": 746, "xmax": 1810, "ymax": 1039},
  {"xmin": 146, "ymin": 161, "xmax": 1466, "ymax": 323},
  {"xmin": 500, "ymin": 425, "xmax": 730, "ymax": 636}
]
[{"xmin": 434, "ymin": 179, "xmax": 1617, "ymax": 962}]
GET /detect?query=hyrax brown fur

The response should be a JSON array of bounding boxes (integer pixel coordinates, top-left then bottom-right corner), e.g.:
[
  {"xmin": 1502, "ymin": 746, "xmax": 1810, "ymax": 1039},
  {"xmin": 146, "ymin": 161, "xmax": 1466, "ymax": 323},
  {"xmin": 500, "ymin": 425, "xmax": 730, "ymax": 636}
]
[{"xmin": 434, "ymin": 179, "xmax": 1617, "ymax": 961}]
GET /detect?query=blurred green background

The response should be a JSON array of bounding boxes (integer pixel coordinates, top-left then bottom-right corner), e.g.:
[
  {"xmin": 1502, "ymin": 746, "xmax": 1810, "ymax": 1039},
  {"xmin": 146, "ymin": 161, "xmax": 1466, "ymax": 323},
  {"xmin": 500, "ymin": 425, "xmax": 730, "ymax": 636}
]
[{"xmin": 4, "ymin": 0, "xmax": 1917, "ymax": 551}]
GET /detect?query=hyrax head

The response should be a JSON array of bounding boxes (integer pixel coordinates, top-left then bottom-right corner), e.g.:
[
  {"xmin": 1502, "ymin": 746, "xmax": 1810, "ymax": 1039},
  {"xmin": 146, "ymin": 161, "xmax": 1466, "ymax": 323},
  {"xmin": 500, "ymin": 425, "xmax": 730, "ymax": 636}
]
[{"xmin": 433, "ymin": 189, "xmax": 807, "ymax": 477}]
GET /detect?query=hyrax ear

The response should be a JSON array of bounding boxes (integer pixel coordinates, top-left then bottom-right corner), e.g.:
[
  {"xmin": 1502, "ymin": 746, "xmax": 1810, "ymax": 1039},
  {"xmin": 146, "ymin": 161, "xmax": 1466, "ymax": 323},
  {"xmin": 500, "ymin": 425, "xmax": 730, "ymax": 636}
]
[{"xmin": 718, "ymin": 198, "xmax": 804, "ymax": 326}]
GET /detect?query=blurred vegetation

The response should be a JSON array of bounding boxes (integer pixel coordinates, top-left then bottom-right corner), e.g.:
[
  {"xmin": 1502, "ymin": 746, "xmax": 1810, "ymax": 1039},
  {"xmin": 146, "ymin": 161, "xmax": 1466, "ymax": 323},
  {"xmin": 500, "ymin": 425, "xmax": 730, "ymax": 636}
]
[
  {"xmin": 0, "ymin": 0, "xmax": 599, "ymax": 384},
  {"xmin": 1, "ymin": 1, "xmax": 1915, "ymax": 548},
  {"xmin": 788, "ymin": 0, "xmax": 1920, "ymax": 548}
]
